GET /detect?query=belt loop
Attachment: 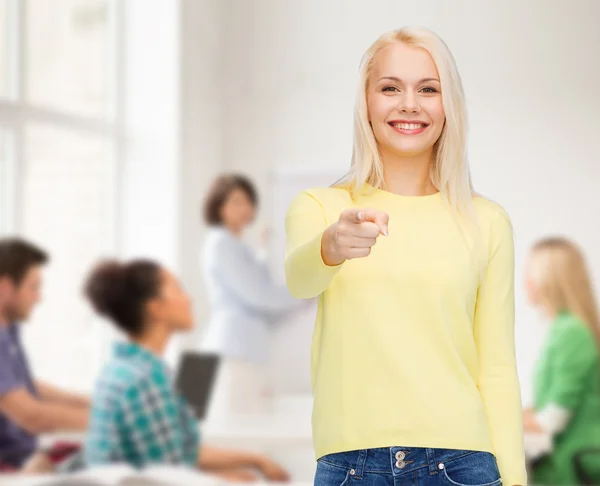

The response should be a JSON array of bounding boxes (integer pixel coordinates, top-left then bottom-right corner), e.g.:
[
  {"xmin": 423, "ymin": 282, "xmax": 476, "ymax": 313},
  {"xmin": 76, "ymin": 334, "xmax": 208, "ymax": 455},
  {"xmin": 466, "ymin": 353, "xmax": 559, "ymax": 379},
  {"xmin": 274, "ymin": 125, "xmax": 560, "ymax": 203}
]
[
  {"xmin": 426, "ymin": 448, "xmax": 438, "ymax": 475},
  {"xmin": 354, "ymin": 449, "xmax": 367, "ymax": 479}
]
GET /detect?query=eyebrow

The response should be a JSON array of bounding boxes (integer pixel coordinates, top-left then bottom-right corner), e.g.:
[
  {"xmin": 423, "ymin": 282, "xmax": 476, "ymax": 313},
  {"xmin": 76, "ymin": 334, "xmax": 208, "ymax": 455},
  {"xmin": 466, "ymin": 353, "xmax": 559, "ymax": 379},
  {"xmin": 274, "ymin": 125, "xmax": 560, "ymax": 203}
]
[{"xmin": 378, "ymin": 76, "xmax": 440, "ymax": 83}]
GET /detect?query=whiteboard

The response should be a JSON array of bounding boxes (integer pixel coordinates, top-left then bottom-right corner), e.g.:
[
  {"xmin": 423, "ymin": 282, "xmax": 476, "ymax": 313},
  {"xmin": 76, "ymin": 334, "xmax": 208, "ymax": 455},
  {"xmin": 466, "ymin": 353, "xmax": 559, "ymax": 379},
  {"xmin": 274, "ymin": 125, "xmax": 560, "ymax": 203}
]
[{"xmin": 267, "ymin": 166, "xmax": 346, "ymax": 395}]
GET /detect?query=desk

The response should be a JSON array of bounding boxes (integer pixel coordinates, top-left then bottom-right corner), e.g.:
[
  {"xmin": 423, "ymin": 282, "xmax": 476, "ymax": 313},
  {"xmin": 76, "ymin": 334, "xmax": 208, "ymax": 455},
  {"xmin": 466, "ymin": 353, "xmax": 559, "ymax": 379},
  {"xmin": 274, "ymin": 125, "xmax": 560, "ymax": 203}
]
[
  {"xmin": 200, "ymin": 410, "xmax": 316, "ymax": 481},
  {"xmin": 201, "ymin": 413, "xmax": 312, "ymax": 446},
  {"xmin": 2, "ymin": 472, "xmax": 313, "ymax": 486},
  {"xmin": 38, "ymin": 406, "xmax": 316, "ymax": 482}
]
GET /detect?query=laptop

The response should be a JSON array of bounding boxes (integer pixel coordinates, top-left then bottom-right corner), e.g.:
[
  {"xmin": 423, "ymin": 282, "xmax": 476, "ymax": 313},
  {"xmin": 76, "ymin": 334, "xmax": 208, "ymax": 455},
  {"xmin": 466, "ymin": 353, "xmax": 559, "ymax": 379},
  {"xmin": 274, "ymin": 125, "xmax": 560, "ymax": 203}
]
[{"xmin": 174, "ymin": 352, "xmax": 220, "ymax": 420}]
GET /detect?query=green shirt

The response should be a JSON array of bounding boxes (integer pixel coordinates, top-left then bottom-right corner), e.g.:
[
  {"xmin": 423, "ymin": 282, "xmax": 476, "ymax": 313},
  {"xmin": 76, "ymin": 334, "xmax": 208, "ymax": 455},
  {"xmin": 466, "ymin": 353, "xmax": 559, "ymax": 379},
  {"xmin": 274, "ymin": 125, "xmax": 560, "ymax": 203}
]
[
  {"xmin": 533, "ymin": 311, "xmax": 600, "ymax": 484},
  {"xmin": 85, "ymin": 342, "xmax": 200, "ymax": 468}
]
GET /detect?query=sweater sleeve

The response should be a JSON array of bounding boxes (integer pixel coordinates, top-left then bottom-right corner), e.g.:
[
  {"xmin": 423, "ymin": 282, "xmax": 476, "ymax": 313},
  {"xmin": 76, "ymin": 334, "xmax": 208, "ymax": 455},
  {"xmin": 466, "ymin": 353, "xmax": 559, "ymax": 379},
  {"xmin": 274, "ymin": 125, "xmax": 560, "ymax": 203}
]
[
  {"xmin": 284, "ymin": 190, "xmax": 344, "ymax": 299},
  {"xmin": 473, "ymin": 210, "xmax": 527, "ymax": 485}
]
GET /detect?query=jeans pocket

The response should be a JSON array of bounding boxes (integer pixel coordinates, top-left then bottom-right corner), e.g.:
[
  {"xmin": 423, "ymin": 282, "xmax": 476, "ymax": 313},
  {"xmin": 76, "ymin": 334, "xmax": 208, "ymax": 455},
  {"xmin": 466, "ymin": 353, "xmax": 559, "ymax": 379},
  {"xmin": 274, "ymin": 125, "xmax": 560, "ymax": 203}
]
[
  {"xmin": 441, "ymin": 452, "xmax": 502, "ymax": 486},
  {"xmin": 315, "ymin": 460, "xmax": 352, "ymax": 486}
]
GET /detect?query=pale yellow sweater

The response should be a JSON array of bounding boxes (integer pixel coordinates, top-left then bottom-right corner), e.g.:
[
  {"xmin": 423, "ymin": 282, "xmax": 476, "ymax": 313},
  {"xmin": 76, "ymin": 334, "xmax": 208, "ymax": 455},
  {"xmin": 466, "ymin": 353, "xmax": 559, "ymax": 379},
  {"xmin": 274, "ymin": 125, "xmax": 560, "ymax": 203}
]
[{"xmin": 284, "ymin": 185, "xmax": 527, "ymax": 485}]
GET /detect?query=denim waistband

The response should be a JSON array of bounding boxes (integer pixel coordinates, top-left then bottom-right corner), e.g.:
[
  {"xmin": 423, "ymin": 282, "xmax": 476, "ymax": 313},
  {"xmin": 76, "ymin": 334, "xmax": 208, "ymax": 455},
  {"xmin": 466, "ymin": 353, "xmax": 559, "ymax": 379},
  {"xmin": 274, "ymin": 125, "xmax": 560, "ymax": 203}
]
[{"xmin": 317, "ymin": 446, "xmax": 489, "ymax": 478}]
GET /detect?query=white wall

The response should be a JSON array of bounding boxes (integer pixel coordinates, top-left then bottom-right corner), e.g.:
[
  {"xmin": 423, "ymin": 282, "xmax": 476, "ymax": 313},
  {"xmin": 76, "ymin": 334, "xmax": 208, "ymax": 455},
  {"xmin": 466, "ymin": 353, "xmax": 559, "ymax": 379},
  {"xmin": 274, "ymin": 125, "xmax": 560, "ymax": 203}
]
[
  {"xmin": 178, "ymin": 0, "xmax": 223, "ymax": 313},
  {"xmin": 121, "ymin": 0, "xmax": 180, "ymax": 267},
  {"xmin": 169, "ymin": 0, "xmax": 224, "ymax": 362},
  {"xmin": 211, "ymin": 0, "xmax": 600, "ymax": 402}
]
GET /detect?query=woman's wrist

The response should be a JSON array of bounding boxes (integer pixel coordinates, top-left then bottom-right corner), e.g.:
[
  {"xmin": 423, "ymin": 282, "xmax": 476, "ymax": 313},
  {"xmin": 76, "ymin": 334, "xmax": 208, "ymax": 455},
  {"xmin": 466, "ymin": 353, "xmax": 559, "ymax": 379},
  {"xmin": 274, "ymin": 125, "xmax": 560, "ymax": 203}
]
[{"xmin": 321, "ymin": 224, "xmax": 344, "ymax": 267}]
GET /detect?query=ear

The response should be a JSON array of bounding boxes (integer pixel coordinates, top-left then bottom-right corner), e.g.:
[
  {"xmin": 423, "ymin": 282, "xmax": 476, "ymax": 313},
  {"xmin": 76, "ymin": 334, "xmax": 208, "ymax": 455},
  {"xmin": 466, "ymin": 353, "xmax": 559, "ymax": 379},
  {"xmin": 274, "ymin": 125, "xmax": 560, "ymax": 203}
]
[
  {"xmin": 145, "ymin": 298, "xmax": 163, "ymax": 321},
  {"xmin": 0, "ymin": 276, "xmax": 12, "ymax": 293},
  {"xmin": 0, "ymin": 277, "xmax": 13, "ymax": 306}
]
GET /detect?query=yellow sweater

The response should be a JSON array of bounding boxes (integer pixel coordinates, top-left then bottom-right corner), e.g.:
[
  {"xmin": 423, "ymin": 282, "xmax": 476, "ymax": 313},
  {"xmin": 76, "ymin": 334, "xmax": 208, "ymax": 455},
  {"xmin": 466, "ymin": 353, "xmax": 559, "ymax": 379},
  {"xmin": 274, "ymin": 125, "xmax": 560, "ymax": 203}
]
[{"xmin": 284, "ymin": 185, "xmax": 527, "ymax": 485}]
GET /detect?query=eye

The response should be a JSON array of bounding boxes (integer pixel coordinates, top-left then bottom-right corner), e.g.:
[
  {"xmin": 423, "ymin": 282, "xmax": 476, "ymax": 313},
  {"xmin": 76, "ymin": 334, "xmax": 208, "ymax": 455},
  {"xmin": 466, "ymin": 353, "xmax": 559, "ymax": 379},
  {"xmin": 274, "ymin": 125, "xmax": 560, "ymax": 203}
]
[
  {"xmin": 420, "ymin": 86, "xmax": 439, "ymax": 93},
  {"xmin": 382, "ymin": 86, "xmax": 399, "ymax": 93}
]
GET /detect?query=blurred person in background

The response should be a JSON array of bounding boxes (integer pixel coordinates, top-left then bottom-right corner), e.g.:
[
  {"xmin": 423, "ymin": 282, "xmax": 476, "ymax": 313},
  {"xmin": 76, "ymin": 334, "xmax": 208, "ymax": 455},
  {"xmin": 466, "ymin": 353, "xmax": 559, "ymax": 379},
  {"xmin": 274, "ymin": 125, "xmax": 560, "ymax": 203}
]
[
  {"xmin": 84, "ymin": 259, "xmax": 290, "ymax": 482},
  {"xmin": 285, "ymin": 27, "xmax": 526, "ymax": 485},
  {"xmin": 523, "ymin": 237, "xmax": 600, "ymax": 484},
  {"xmin": 0, "ymin": 238, "xmax": 89, "ymax": 473},
  {"xmin": 200, "ymin": 174, "xmax": 299, "ymax": 417}
]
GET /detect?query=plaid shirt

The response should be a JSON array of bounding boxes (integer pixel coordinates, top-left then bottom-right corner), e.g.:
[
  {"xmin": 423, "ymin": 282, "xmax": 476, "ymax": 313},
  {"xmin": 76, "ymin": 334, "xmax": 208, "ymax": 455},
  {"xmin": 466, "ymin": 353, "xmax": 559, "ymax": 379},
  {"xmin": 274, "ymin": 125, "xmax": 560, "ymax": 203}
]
[{"xmin": 85, "ymin": 342, "xmax": 199, "ymax": 468}]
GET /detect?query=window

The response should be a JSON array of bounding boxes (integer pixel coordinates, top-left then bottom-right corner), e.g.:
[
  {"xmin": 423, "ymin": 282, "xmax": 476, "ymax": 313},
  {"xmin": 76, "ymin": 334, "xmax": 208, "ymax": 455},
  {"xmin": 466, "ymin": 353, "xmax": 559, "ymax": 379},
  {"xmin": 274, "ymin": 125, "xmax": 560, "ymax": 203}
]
[
  {"xmin": 21, "ymin": 125, "xmax": 116, "ymax": 389},
  {"xmin": 0, "ymin": 0, "xmax": 120, "ymax": 391},
  {"xmin": 26, "ymin": 0, "xmax": 111, "ymax": 117}
]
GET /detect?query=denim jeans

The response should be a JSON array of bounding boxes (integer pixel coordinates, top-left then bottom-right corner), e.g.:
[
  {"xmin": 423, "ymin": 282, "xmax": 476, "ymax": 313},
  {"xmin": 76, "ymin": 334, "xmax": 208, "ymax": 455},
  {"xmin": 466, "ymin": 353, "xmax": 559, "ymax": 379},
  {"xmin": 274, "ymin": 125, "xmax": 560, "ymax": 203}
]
[{"xmin": 314, "ymin": 447, "xmax": 502, "ymax": 486}]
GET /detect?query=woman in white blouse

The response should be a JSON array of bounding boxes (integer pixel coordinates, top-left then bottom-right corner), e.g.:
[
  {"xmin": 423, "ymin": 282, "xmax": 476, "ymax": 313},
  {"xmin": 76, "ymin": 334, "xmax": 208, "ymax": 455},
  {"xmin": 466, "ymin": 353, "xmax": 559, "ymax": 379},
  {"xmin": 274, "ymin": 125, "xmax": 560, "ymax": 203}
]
[{"xmin": 200, "ymin": 174, "xmax": 298, "ymax": 418}]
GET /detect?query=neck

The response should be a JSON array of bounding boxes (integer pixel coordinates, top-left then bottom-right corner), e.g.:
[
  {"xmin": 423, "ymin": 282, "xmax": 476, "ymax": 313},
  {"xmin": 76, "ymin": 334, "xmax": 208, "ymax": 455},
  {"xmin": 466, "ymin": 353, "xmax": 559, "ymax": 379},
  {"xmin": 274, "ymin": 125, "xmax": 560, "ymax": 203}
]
[
  {"xmin": 134, "ymin": 324, "xmax": 171, "ymax": 356},
  {"xmin": 380, "ymin": 148, "xmax": 437, "ymax": 196},
  {"xmin": 0, "ymin": 309, "xmax": 10, "ymax": 327},
  {"xmin": 540, "ymin": 304, "xmax": 559, "ymax": 321},
  {"xmin": 223, "ymin": 224, "xmax": 242, "ymax": 238}
]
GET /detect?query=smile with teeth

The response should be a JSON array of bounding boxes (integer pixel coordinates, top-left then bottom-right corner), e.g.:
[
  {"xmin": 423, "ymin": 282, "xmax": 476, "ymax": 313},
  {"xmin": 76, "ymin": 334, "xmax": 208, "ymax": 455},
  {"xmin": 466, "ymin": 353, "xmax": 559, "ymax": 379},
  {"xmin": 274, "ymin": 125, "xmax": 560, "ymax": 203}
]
[{"xmin": 391, "ymin": 122, "xmax": 427, "ymax": 130}]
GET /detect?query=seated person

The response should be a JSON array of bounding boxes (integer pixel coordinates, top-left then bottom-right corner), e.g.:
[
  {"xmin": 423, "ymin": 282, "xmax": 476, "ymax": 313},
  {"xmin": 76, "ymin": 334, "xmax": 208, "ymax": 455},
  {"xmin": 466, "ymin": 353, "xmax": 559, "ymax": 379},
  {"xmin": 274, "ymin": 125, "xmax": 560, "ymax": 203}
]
[
  {"xmin": 0, "ymin": 238, "xmax": 89, "ymax": 472},
  {"xmin": 523, "ymin": 237, "xmax": 600, "ymax": 484},
  {"xmin": 83, "ymin": 259, "xmax": 290, "ymax": 482}
]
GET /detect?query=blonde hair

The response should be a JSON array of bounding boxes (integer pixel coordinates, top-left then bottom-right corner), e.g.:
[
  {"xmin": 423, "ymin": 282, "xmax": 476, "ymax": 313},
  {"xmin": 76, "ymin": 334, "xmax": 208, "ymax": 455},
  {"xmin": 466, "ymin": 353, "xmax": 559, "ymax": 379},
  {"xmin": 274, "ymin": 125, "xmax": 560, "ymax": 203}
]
[
  {"xmin": 530, "ymin": 237, "xmax": 600, "ymax": 346},
  {"xmin": 344, "ymin": 26, "xmax": 475, "ymax": 220}
]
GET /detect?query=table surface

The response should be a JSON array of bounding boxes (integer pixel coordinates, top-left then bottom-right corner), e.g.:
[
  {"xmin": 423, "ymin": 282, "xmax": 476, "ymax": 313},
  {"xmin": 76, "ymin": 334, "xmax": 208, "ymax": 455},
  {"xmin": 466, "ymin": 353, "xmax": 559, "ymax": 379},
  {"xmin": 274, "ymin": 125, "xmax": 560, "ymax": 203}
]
[
  {"xmin": 1, "ymin": 463, "xmax": 310, "ymax": 485},
  {"xmin": 2, "ymin": 473, "xmax": 313, "ymax": 486}
]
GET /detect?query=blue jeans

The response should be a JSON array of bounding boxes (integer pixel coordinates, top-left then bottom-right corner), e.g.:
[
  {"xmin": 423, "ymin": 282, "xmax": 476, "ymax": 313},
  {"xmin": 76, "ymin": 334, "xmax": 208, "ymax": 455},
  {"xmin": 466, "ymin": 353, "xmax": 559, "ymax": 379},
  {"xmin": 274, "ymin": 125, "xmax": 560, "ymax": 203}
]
[{"xmin": 314, "ymin": 447, "xmax": 502, "ymax": 486}]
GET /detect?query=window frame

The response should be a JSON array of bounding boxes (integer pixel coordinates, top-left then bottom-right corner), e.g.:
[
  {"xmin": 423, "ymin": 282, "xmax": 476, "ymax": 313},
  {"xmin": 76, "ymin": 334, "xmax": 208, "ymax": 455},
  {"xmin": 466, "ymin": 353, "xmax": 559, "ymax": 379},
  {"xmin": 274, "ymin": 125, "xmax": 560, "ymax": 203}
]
[{"xmin": 0, "ymin": 0, "xmax": 123, "ymax": 243}]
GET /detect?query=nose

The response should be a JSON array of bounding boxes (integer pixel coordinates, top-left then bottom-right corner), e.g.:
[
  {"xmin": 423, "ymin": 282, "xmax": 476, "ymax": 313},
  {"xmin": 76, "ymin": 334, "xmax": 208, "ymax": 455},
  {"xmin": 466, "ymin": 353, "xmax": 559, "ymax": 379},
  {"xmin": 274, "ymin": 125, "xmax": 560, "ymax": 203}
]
[{"xmin": 397, "ymin": 88, "xmax": 420, "ymax": 114}]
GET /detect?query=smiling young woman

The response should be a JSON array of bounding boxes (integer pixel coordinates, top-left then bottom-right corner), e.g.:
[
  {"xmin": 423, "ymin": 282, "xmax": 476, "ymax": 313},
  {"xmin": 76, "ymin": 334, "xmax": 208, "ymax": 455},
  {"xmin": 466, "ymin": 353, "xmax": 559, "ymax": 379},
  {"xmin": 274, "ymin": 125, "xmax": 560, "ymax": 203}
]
[{"xmin": 284, "ymin": 27, "xmax": 527, "ymax": 486}]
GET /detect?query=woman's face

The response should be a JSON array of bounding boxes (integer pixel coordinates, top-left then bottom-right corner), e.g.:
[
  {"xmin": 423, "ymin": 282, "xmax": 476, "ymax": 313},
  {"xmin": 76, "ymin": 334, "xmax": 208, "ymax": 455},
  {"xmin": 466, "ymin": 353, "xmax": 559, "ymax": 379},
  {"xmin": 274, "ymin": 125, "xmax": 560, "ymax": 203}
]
[
  {"xmin": 149, "ymin": 269, "xmax": 194, "ymax": 332},
  {"xmin": 367, "ymin": 42, "xmax": 446, "ymax": 160},
  {"xmin": 220, "ymin": 188, "xmax": 256, "ymax": 232}
]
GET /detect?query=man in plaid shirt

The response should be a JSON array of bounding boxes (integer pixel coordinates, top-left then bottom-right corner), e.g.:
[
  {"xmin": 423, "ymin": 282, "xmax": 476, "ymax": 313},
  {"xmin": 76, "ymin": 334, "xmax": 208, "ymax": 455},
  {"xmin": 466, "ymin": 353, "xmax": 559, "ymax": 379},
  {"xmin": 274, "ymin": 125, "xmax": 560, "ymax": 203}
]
[{"xmin": 86, "ymin": 342, "xmax": 199, "ymax": 467}]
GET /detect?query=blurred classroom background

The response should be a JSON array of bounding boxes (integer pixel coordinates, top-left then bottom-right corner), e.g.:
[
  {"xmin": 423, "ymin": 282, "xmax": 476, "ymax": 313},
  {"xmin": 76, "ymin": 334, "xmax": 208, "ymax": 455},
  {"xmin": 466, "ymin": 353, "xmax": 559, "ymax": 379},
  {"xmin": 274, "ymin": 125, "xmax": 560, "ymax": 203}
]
[{"xmin": 0, "ymin": 0, "xmax": 599, "ymax": 482}]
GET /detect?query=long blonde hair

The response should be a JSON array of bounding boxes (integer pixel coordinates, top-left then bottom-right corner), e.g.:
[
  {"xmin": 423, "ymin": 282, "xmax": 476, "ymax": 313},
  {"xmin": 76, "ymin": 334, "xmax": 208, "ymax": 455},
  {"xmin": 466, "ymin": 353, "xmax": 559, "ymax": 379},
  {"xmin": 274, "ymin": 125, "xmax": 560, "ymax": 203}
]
[
  {"xmin": 344, "ymin": 26, "xmax": 475, "ymax": 221},
  {"xmin": 531, "ymin": 237, "xmax": 600, "ymax": 347}
]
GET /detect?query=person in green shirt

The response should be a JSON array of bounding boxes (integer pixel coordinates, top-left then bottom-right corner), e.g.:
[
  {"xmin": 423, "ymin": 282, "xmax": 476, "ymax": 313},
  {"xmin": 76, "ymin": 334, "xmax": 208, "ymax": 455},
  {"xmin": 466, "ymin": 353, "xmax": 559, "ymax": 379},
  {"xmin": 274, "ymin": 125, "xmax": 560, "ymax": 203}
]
[{"xmin": 523, "ymin": 237, "xmax": 600, "ymax": 484}]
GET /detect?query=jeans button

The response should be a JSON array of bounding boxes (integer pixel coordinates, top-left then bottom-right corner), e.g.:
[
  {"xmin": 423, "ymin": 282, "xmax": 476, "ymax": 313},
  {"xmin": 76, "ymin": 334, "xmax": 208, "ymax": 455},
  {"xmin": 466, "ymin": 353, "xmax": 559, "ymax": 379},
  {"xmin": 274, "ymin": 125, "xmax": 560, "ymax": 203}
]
[
  {"xmin": 396, "ymin": 460, "xmax": 406, "ymax": 469},
  {"xmin": 395, "ymin": 451, "xmax": 406, "ymax": 461}
]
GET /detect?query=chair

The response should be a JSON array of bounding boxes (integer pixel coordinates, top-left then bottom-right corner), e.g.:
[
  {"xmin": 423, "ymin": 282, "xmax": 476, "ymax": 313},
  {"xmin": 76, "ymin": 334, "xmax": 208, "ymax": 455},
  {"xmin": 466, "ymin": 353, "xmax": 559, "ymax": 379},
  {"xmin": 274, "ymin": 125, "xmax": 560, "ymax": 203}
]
[
  {"xmin": 573, "ymin": 448, "xmax": 600, "ymax": 485},
  {"xmin": 0, "ymin": 446, "xmax": 33, "ymax": 472}
]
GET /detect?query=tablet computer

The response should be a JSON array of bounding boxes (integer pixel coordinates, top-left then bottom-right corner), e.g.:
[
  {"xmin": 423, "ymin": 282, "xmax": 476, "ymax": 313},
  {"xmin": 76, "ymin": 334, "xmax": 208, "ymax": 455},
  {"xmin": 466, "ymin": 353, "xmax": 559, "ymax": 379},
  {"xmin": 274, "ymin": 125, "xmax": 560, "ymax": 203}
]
[{"xmin": 174, "ymin": 352, "xmax": 220, "ymax": 420}]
